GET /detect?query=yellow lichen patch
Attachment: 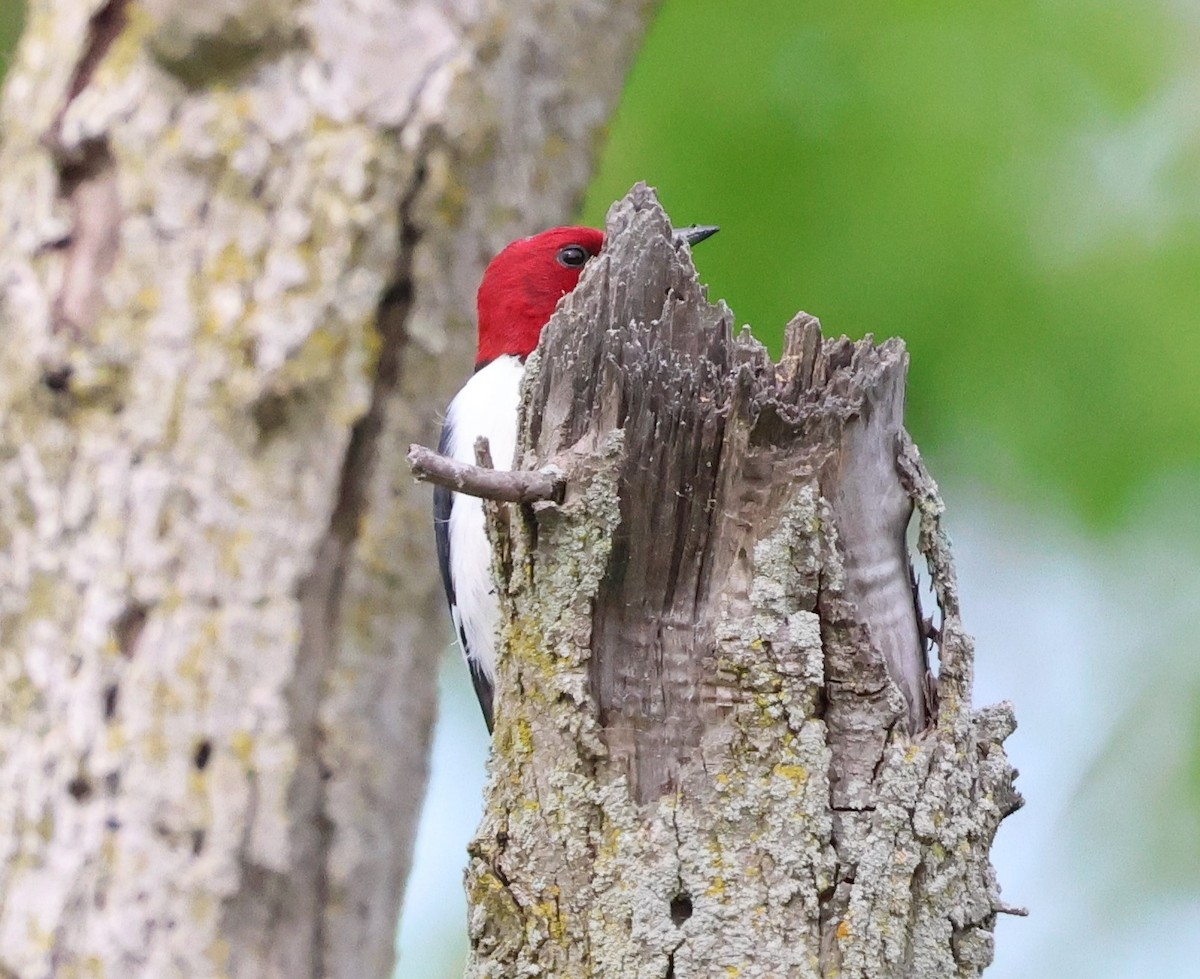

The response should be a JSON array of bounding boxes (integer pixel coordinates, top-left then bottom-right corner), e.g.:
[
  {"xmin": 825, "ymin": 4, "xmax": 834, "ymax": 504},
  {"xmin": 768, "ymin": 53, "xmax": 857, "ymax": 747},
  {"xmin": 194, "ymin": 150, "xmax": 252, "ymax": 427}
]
[
  {"xmin": 346, "ymin": 594, "xmax": 378, "ymax": 646},
  {"xmin": 771, "ymin": 763, "xmax": 809, "ymax": 786},
  {"xmin": 230, "ymin": 730, "xmax": 254, "ymax": 765},
  {"xmin": 309, "ymin": 112, "xmax": 340, "ymax": 136},
  {"xmin": 725, "ymin": 966, "xmax": 741, "ymax": 978},
  {"xmin": 179, "ymin": 626, "xmax": 213, "ymax": 684},
  {"xmin": 155, "ymin": 672, "xmax": 187, "ymax": 713},
  {"xmin": 217, "ymin": 526, "xmax": 252, "ymax": 578},
  {"xmin": 4, "ymin": 674, "xmax": 39, "ymax": 721},
  {"xmin": 495, "ymin": 711, "xmax": 534, "ymax": 760},
  {"xmin": 159, "ymin": 588, "xmax": 184, "ymax": 615},
  {"xmin": 706, "ymin": 877, "xmax": 726, "ymax": 898},
  {"xmin": 29, "ymin": 921, "xmax": 54, "ymax": 953},
  {"xmin": 198, "ymin": 90, "xmax": 255, "ymax": 157},
  {"xmin": 276, "ymin": 327, "xmax": 352, "ymax": 393},
  {"xmin": 36, "ymin": 808, "xmax": 53, "ymax": 843},
  {"xmin": 533, "ymin": 892, "xmax": 568, "ymax": 942},
  {"xmin": 435, "ymin": 174, "xmax": 469, "ymax": 228},
  {"xmin": 192, "ymin": 892, "xmax": 215, "ymax": 925},
  {"xmin": 904, "ymin": 744, "xmax": 921, "ymax": 763},
  {"xmin": 25, "ymin": 571, "xmax": 60, "ymax": 619},
  {"xmin": 361, "ymin": 318, "xmax": 384, "ymax": 374},
  {"xmin": 587, "ymin": 121, "xmax": 611, "ymax": 159},
  {"xmin": 97, "ymin": 1, "xmax": 154, "ymax": 82},
  {"xmin": 836, "ymin": 918, "xmax": 851, "ymax": 940},
  {"xmin": 596, "ymin": 824, "xmax": 622, "ymax": 862},
  {"xmin": 542, "ymin": 134, "xmax": 570, "ymax": 160},
  {"xmin": 189, "ymin": 767, "xmax": 208, "ymax": 796},
  {"xmin": 135, "ymin": 285, "xmax": 161, "ymax": 313},
  {"xmin": 143, "ymin": 727, "xmax": 169, "ymax": 764},
  {"xmin": 504, "ymin": 616, "xmax": 563, "ymax": 704},
  {"xmin": 473, "ymin": 870, "xmax": 510, "ymax": 898},
  {"xmin": 208, "ymin": 243, "xmax": 252, "ymax": 285},
  {"xmin": 207, "ymin": 937, "xmax": 232, "ymax": 977},
  {"xmin": 100, "ymin": 832, "xmax": 117, "ymax": 868}
]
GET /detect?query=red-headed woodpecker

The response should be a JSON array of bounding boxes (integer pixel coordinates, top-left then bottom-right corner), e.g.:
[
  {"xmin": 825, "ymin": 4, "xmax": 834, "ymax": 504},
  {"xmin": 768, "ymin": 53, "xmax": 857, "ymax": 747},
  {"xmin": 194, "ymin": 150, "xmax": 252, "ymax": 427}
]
[{"xmin": 435, "ymin": 223, "xmax": 719, "ymax": 730}]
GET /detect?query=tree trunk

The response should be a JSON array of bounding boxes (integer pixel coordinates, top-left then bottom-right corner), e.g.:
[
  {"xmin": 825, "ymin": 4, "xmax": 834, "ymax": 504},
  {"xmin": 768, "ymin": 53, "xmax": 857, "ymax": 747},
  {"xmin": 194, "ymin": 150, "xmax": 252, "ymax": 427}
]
[
  {"xmin": 0, "ymin": 1, "xmax": 655, "ymax": 976},
  {"xmin": 464, "ymin": 185, "xmax": 1022, "ymax": 978}
]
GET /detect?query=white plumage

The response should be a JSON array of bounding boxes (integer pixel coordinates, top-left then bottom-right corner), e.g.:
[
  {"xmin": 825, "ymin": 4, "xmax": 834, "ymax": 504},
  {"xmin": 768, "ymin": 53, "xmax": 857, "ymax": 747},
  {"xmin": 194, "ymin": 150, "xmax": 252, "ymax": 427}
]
[{"xmin": 439, "ymin": 355, "xmax": 525, "ymax": 689}]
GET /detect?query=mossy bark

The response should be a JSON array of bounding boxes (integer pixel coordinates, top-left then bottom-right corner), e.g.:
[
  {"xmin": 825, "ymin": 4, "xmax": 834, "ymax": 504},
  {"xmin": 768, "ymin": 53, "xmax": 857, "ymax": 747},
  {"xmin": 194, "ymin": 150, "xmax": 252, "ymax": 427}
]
[
  {"xmin": 465, "ymin": 186, "xmax": 1021, "ymax": 978},
  {"xmin": 0, "ymin": 1, "xmax": 656, "ymax": 976}
]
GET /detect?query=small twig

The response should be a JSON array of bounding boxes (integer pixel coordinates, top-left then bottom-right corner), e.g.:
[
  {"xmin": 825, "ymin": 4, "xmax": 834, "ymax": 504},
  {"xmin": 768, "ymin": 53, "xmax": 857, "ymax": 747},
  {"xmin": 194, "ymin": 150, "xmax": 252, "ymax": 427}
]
[
  {"xmin": 407, "ymin": 443, "xmax": 565, "ymax": 504},
  {"xmin": 474, "ymin": 436, "xmax": 495, "ymax": 471}
]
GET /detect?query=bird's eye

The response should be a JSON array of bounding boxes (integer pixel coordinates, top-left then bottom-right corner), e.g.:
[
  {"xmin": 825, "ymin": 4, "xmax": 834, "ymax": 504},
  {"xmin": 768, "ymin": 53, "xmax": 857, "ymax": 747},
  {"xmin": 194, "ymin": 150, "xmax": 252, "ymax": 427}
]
[{"xmin": 556, "ymin": 244, "xmax": 590, "ymax": 268}]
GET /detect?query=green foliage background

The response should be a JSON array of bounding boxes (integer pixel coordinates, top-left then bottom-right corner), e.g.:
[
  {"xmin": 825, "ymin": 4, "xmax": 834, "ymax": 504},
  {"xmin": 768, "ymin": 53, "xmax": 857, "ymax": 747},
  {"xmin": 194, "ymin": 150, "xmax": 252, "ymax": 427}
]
[
  {"xmin": 0, "ymin": 7, "xmax": 21, "ymax": 76},
  {"xmin": 584, "ymin": 0, "xmax": 1199, "ymax": 527}
]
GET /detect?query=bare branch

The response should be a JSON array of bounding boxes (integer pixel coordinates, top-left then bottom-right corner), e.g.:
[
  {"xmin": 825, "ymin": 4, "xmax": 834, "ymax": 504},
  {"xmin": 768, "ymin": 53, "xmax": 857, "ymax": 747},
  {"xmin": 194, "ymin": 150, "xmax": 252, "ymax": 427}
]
[{"xmin": 407, "ymin": 443, "xmax": 565, "ymax": 504}]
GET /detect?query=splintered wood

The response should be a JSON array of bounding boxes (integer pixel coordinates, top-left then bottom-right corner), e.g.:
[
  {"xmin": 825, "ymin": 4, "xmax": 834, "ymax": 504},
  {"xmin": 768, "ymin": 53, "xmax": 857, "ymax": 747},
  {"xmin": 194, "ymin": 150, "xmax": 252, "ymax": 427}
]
[{"xmin": 465, "ymin": 184, "xmax": 1021, "ymax": 979}]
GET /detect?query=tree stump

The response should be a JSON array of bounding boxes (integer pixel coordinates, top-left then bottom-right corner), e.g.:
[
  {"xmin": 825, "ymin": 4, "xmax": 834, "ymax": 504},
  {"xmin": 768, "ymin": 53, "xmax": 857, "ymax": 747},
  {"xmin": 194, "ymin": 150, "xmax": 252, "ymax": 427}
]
[{"xmin": 464, "ymin": 185, "xmax": 1021, "ymax": 979}]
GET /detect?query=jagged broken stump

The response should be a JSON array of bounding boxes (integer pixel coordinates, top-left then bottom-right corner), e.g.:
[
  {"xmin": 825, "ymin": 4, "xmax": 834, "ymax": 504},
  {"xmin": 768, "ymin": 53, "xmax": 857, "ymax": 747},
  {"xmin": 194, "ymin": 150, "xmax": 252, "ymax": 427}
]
[{"xmin": 463, "ymin": 185, "xmax": 1021, "ymax": 979}]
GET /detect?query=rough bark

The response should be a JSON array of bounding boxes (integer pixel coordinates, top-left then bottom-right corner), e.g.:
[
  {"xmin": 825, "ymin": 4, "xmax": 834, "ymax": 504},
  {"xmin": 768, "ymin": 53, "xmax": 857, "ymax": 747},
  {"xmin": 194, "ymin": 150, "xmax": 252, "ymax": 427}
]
[
  {"xmin": 0, "ymin": 1, "xmax": 656, "ymax": 976},
  {"xmin": 464, "ymin": 186, "xmax": 1022, "ymax": 978}
]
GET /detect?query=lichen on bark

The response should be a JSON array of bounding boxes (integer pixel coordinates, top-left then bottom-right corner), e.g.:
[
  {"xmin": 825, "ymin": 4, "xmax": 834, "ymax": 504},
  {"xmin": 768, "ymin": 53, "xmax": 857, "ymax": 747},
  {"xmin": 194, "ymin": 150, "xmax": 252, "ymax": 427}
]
[
  {"xmin": 0, "ymin": 1, "xmax": 659, "ymax": 975},
  {"xmin": 464, "ymin": 185, "xmax": 1021, "ymax": 978}
]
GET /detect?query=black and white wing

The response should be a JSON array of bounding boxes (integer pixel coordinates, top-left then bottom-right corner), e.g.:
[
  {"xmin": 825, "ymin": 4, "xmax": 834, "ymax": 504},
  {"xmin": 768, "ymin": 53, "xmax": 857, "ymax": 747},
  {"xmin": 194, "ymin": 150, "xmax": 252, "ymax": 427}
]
[{"xmin": 433, "ymin": 419, "xmax": 496, "ymax": 732}]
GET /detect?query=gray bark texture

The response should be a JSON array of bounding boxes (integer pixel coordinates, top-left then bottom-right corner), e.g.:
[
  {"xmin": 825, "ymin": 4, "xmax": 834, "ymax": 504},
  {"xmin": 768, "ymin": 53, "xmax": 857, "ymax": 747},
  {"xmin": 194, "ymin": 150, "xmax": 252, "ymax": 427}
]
[
  {"xmin": 465, "ymin": 185, "xmax": 1022, "ymax": 978},
  {"xmin": 0, "ymin": 1, "xmax": 655, "ymax": 976}
]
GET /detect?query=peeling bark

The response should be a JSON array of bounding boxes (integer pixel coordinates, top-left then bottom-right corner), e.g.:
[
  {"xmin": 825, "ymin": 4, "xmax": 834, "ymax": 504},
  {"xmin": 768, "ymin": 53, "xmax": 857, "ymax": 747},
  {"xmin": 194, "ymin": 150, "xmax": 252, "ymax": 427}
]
[
  {"xmin": 0, "ymin": 1, "xmax": 657, "ymax": 975},
  {"xmin": 465, "ymin": 186, "xmax": 1021, "ymax": 978}
]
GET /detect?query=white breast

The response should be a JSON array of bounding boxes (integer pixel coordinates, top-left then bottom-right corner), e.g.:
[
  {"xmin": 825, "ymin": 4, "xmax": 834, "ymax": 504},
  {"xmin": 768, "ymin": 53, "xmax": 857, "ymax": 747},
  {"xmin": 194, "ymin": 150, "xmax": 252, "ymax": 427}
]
[{"xmin": 444, "ymin": 355, "xmax": 525, "ymax": 681}]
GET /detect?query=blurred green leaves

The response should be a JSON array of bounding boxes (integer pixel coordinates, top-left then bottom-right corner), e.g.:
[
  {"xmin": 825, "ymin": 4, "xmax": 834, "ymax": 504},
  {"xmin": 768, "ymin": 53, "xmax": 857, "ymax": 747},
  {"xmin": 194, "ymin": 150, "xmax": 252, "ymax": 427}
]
[
  {"xmin": 584, "ymin": 0, "xmax": 1199, "ymax": 525},
  {"xmin": 0, "ymin": 4, "xmax": 21, "ymax": 77}
]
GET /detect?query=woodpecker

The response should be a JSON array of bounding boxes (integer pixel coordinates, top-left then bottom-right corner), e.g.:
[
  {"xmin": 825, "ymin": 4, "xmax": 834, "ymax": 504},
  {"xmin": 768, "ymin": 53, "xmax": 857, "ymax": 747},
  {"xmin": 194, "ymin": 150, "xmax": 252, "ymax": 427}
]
[{"xmin": 435, "ymin": 223, "xmax": 719, "ymax": 731}]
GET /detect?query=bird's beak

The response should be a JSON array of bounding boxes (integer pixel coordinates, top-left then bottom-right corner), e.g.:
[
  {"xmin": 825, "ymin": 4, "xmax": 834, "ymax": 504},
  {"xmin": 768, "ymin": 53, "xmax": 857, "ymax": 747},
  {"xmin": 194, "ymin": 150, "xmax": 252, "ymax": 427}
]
[{"xmin": 672, "ymin": 224, "xmax": 720, "ymax": 247}]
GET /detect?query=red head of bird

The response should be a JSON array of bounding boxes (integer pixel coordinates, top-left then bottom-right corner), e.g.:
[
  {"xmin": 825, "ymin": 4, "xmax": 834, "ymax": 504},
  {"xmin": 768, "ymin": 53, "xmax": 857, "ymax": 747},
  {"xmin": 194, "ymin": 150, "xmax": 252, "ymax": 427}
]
[{"xmin": 474, "ymin": 226, "xmax": 606, "ymax": 368}]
